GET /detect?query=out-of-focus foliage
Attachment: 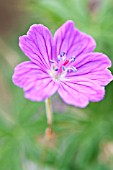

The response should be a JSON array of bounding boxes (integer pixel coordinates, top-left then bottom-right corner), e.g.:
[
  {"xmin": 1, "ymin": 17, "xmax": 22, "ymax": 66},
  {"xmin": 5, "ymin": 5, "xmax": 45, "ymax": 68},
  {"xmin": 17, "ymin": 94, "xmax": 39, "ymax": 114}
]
[{"xmin": 0, "ymin": 0, "xmax": 113, "ymax": 170}]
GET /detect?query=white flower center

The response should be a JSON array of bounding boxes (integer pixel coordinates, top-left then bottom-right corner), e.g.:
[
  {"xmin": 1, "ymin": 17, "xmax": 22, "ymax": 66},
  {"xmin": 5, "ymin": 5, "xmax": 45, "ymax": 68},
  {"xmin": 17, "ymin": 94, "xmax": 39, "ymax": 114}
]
[{"xmin": 49, "ymin": 52, "xmax": 77, "ymax": 81}]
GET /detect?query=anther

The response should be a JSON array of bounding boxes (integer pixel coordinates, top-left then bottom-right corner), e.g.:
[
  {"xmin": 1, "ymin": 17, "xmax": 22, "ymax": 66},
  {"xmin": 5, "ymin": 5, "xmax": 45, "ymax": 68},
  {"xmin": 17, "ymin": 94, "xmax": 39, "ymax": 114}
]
[
  {"xmin": 54, "ymin": 68, "xmax": 58, "ymax": 71},
  {"xmin": 60, "ymin": 52, "xmax": 66, "ymax": 61},
  {"xmin": 57, "ymin": 55, "xmax": 61, "ymax": 61},
  {"xmin": 69, "ymin": 56, "xmax": 76, "ymax": 62},
  {"xmin": 50, "ymin": 60, "xmax": 55, "ymax": 63},
  {"xmin": 67, "ymin": 67, "xmax": 77, "ymax": 73},
  {"xmin": 60, "ymin": 52, "xmax": 65, "ymax": 56},
  {"xmin": 62, "ymin": 66, "xmax": 66, "ymax": 71},
  {"xmin": 72, "ymin": 66, "xmax": 77, "ymax": 72}
]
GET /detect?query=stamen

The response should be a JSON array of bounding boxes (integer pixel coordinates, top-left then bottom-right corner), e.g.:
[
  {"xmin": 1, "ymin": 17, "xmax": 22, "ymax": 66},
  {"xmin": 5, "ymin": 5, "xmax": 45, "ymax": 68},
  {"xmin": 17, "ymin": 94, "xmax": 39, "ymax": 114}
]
[
  {"xmin": 54, "ymin": 68, "xmax": 58, "ymax": 71},
  {"xmin": 60, "ymin": 52, "xmax": 65, "ymax": 57},
  {"xmin": 60, "ymin": 52, "xmax": 66, "ymax": 61},
  {"xmin": 72, "ymin": 66, "xmax": 77, "ymax": 72},
  {"xmin": 50, "ymin": 60, "xmax": 55, "ymax": 63},
  {"xmin": 57, "ymin": 55, "xmax": 61, "ymax": 61},
  {"xmin": 69, "ymin": 56, "xmax": 76, "ymax": 62},
  {"xmin": 67, "ymin": 66, "xmax": 77, "ymax": 73}
]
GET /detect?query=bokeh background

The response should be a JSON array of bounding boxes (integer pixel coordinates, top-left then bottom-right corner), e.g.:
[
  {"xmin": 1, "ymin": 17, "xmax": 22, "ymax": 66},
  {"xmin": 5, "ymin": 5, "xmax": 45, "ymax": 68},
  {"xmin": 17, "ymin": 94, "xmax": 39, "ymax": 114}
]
[{"xmin": 0, "ymin": 0, "xmax": 113, "ymax": 169}]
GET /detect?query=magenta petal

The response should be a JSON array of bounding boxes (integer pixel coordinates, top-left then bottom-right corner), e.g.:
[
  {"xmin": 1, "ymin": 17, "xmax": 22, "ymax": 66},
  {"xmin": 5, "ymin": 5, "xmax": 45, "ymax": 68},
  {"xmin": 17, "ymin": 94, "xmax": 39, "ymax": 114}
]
[
  {"xmin": 24, "ymin": 79, "xmax": 58, "ymax": 101},
  {"xmin": 19, "ymin": 24, "xmax": 53, "ymax": 70},
  {"xmin": 67, "ymin": 52, "xmax": 113, "ymax": 86},
  {"xmin": 12, "ymin": 61, "xmax": 58, "ymax": 101},
  {"xmin": 54, "ymin": 20, "xmax": 96, "ymax": 60},
  {"xmin": 58, "ymin": 78, "xmax": 105, "ymax": 108}
]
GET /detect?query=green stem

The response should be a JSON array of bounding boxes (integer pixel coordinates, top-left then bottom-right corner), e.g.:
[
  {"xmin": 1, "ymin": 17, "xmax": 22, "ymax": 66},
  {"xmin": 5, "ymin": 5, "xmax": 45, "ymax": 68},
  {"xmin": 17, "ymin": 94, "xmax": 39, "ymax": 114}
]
[{"xmin": 45, "ymin": 98, "xmax": 53, "ymax": 129}]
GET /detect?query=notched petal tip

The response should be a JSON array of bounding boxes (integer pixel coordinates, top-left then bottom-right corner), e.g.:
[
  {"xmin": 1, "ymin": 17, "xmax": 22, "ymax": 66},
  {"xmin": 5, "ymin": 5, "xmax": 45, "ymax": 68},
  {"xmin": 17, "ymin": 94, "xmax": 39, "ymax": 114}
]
[
  {"xmin": 105, "ymin": 69, "xmax": 113, "ymax": 85},
  {"xmin": 111, "ymin": 75, "xmax": 113, "ymax": 81},
  {"xmin": 54, "ymin": 20, "xmax": 97, "ymax": 60},
  {"xmin": 18, "ymin": 22, "xmax": 53, "ymax": 69},
  {"xmin": 63, "ymin": 20, "xmax": 75, "ymax": 26},
  {"xmin": 24, "ymin": 92, "xmax": 49, "ymax": 102},
  {"xmin": 84, "ymin": 34, "xmax": 96, "ymax": 51},
  {"xmin": 78, "ymin": 101, "xmax": 89, "ymax": 108},
  {"xmin": 26, "ymin": 23, "xmax": 51, "ymax": 35},
  {"xmin": 97, "ymin": 52, "xmax": 112, "ymax": 68},
  {"xmin": 90, "ymin": 87, "xmax": 105, "ymax": 102},
  {"xmin": 19, "ymin": 35, "xmax": 26, "ymax": 48}
]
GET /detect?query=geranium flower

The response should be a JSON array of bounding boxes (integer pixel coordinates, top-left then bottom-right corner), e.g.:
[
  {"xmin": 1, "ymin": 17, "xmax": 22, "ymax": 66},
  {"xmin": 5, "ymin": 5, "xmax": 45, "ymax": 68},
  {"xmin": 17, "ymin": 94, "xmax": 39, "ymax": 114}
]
[{"xmin": 12, "ymin": 20, "xmax": 113, "ymax": 108}]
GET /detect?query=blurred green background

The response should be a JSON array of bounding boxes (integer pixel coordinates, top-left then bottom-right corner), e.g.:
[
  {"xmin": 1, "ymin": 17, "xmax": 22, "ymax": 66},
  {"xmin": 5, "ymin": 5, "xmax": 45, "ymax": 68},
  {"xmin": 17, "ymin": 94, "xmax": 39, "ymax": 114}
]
[{"xmin": 0, "ymin": 0, "xmax": 113, "ymax": 169}]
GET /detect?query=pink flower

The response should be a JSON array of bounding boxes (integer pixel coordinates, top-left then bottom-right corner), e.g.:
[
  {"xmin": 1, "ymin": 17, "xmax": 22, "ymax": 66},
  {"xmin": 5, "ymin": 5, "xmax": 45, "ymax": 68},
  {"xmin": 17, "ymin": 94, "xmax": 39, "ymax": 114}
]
[{"xmin": 12, "ymin": 21, "xmax": 113, "ymax": 108}]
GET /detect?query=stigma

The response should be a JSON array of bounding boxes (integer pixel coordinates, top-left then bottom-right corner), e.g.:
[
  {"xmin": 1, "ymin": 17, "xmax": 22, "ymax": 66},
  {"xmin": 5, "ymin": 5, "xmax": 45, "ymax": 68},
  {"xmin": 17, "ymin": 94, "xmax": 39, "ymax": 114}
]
[{"xmin": 49, "ymin": 52, "xmax": 77, "ymax": 81}]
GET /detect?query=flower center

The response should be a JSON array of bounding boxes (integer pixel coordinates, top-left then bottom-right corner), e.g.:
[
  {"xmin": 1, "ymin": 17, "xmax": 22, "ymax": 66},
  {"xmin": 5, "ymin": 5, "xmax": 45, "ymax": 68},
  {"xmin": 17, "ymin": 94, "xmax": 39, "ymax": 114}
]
[{"xmin": 49, "ymin": 52, "xmax": 77, "ymax": 81}]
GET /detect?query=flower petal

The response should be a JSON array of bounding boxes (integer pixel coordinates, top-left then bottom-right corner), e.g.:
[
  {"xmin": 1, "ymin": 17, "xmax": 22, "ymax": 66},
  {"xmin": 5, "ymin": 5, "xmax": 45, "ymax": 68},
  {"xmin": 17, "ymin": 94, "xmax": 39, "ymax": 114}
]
[
  {"xmin": 58, "ymin": 78, "xmax": 105, "ymax": 108},
  {"xmin": 67, "ymin": 52, "xmax": 113, "ymax": 86},
  {"xmin": 12, "ymin": 61, "xmax": 58, "ymax": 101},
  {"xmin": 19, "ymin": 24, "xmax": 53, "ymax": 70},
  {"xmin": 54, "ymin": 20, "xmax": 96, "ymax": 60}
]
